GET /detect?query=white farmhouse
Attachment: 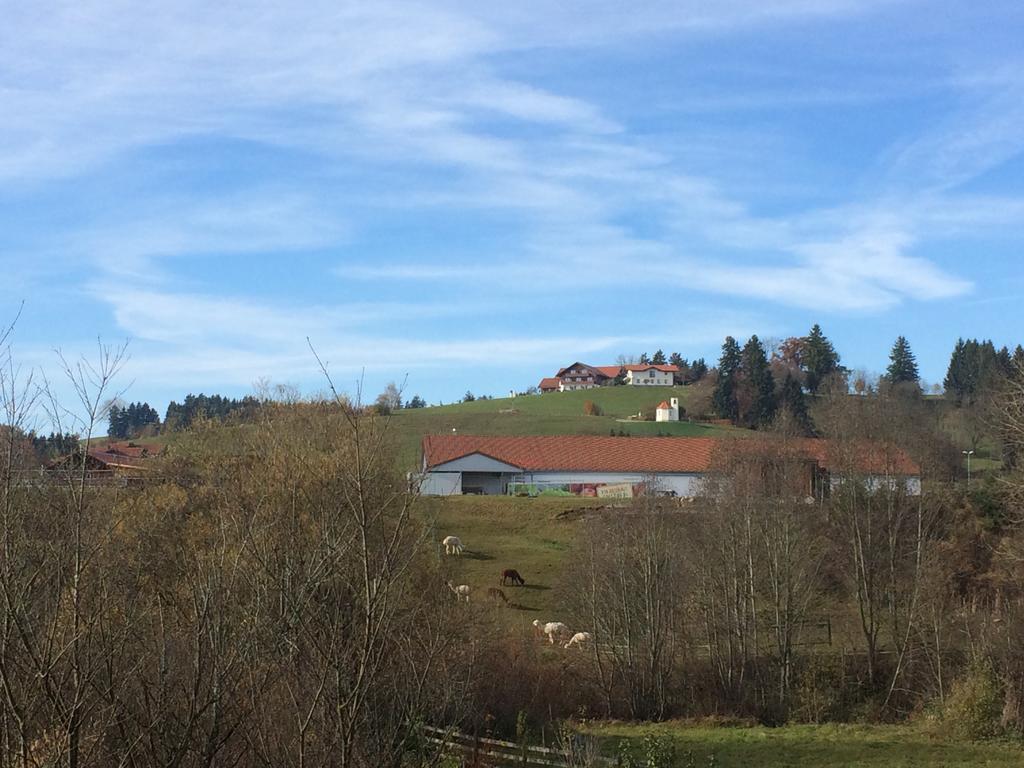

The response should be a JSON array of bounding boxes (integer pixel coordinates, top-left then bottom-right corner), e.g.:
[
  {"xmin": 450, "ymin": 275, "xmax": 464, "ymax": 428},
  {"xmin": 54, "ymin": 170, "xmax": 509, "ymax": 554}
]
[{"xmin": 624, "ymin": 365, "xmax": 675, "ymax": 386}]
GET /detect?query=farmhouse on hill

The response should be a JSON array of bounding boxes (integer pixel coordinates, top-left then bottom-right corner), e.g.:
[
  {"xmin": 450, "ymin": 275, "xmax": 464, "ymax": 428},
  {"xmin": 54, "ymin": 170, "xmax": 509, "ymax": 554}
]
[
  {"xmin": 539, "ymin": 361, "xmax": 679, "ymax": 392},
  {"xmin": 47, "ymin": 441, "xmax": 161, "ymax": 480},
  {"xmin": 417, "ymin": 434, "xmax": 921, "ymax": 498}
]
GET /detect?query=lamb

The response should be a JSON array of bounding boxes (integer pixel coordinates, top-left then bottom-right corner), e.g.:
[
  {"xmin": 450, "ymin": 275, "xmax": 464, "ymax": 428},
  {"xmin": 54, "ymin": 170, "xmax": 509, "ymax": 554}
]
[
  {"xmin": 532, "ymin": 620, "xmax": 570, "ymax": 644},
  {"xmin": 441, "ymin": 535, "xmax": 464, "ymax": 556},
  {"xmin": 500, "ymin": 568, "xmax": 525, "ymax": 586},
  {"xmin": 563, "ymin": 632, "xmax": 592, "ymax": 649},
  {"xmin": 445, "ymin": 581, "xmax": 470, "ymax": 602},
  {"xmin": 486, "ymin": 587, "xmax": 508, "ymax": 604}
]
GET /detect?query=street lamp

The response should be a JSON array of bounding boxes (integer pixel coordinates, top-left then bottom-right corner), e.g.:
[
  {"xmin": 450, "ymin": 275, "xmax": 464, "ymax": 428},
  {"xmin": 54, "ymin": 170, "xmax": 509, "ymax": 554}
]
[{"xmin": 962, "ymin": 450, "xmax": 975, "ymax": 487}]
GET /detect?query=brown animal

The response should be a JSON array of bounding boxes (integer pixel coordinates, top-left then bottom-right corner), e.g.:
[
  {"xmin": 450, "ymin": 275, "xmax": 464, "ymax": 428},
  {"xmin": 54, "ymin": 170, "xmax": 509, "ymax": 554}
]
[
  {"xmin": 486, "ymin": 587, "xmax": 508, "ymax": 604},
  {"xmin": 501, "ymin": 569, "xmax": 525, "ymax": 586}
]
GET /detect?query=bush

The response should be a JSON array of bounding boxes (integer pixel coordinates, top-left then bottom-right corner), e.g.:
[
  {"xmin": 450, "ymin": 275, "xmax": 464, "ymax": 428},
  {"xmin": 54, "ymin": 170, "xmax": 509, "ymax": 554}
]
[
  {"xmin": 944, "ymin": 660, "xmax": 1004, "ymax": 739},
  {"xmin": 791, "ymin": 654, "xmax": 847, "ymax": 724},
  {"xmin": 583, "ymin": 400, "xmax": 602, "ymax": 416}
]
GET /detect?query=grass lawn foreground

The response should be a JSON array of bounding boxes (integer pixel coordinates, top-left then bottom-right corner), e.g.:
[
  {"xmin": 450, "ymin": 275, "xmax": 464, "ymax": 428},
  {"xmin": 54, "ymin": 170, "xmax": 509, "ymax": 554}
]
[{"xmin": 589, "ymin": 721, "xmax": 1024, "ymax": 767}]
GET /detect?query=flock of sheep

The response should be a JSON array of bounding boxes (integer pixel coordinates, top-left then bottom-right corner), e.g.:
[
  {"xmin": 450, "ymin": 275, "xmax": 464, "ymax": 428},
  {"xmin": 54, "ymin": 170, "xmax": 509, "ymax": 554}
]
[{"xmin": 441, "ymin": 535, "xmax": 592, "ymax": 650}]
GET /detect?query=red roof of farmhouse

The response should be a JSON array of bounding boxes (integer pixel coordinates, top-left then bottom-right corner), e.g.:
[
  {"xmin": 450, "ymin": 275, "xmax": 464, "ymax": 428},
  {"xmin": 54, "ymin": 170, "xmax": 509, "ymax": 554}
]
[
  {"xmin": 422, "ymin": 434, "xmax": 919, "ymax": 475},
  {"xmin": 538, "ymin": 377, "xmax": 561, "ymax": 389}
]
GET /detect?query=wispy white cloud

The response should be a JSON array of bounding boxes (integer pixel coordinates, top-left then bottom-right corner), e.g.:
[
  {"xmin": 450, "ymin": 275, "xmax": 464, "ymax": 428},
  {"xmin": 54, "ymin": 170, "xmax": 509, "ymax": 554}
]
[{"xmin": 5, "ymin": 0, "xmax": 1023, "ymax": 402}]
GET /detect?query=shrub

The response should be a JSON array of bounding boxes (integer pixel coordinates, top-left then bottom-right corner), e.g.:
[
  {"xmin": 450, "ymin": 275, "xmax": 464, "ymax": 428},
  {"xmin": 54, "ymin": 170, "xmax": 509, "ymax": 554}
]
[
  {"xmin": 944, "ymin": 660, "xmax": 1004, "ymax": 739},
  {"xmin": 791, "ymin": 654, "xmax": 846, "ymax": 724},
  {"xmin": 583, "ymin": 400, "xmax": 601, "ymax": 416}
]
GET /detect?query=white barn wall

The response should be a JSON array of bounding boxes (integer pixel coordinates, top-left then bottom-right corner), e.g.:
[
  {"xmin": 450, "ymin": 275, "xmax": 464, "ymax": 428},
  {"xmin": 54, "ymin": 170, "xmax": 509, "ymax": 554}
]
[{"xmin": 418, "ymin": 472, "xmax": 462, "ymax": 496}]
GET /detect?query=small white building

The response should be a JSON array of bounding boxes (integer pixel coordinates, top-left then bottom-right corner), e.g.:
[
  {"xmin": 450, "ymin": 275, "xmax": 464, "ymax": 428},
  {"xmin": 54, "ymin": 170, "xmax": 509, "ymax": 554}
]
[{"xmin": 656, "ymin": 397, "xmax": 680, "ymax": 422}]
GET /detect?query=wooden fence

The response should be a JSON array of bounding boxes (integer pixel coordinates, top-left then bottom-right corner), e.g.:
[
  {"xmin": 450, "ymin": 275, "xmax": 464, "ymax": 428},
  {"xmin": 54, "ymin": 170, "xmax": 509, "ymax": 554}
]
[{"xmin": 420, "ymin": 725, "xmax": 613, "ymax": 767}]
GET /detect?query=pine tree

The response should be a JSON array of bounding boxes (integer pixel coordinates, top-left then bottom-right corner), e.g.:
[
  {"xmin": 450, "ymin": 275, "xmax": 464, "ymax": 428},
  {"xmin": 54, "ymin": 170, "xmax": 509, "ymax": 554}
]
[
  {"xmin": 713, "ymin": 337, "xmax": 742, "ymax": 422},
  {"xmin": 803, "ymin": 324, "xmax": 841, "ymax": 394},
  {"xmin": 639, "ymin": 352, "xmax": 651, "ymax": 365},
  {"xmin": 651, "ymin": 349, "xmax": 667, "ymax": 365},
  {"xmin": 740, "ymin": 335, "xmax": 776, "ymax": 428},
  {"xmin": 690, "ymin": 358, "xmax": 708, "ymax": 382},
  {"xmin": 996, "ymin": 345, "xmax": 1014, "ymax": 379},
  {"xmin": 107, "ymin": 404, "xmax": 129, "ymax": 439},
  {"xmin": 944, "ymin": 338, "xmax": 969, "ymax": 404},
  {"xmin": 779, "ymin": 373, "xmax": 814, "ymax": 436},
  {"xmin": 669, "ymin": 352, "xmax": 684, "ymax": 368},
  {"xmin": 886, "ymin": 336, "xmax": 920, "ymax": 385}
]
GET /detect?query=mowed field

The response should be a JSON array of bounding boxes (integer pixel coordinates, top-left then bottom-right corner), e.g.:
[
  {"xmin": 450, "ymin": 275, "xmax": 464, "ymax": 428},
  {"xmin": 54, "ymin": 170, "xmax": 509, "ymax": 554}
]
[
  {"xmin": 389, "ymin": 384, "xmax": 741, "ymax": 470},
  {"xmin": 590, "ymin": 721, "xmax": 1024, "ymax": 767}
]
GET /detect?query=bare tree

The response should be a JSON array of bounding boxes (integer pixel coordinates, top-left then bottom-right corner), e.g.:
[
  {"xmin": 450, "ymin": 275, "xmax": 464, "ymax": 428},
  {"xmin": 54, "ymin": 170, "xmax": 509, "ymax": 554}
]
[
  {"xmin": 697, "ymin": 437, "xmax": 826, "ymax": 710},
  {"xmin": 572, "ymin": 495, "xmax": 684, "ymax": 720}
]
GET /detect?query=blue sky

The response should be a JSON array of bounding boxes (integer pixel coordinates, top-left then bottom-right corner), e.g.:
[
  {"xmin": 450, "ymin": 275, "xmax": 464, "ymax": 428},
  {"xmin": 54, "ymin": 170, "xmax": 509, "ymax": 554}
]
[{"xmin": 2, "ymin": 0, "xmax": 1023, "ymax": 416}]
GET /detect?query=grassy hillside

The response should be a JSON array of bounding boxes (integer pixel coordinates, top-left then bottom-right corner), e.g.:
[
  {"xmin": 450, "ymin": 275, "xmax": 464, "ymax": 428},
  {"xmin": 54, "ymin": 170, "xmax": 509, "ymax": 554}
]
[
  {"xmin": 422, "ymin": 496, "xmax": 585, "ymax": 623},
  {"xmin": 390, "ymin": 385, "xmax": 741, "ymax": 470}
]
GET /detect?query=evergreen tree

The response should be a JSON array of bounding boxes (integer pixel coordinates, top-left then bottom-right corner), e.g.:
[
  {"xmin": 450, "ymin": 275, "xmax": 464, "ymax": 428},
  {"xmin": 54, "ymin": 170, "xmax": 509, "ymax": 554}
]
[
  {"xmin": 739, "ymin": 335, "xmax": 776, "ymax": 428},
  {"xmin": 996, "ymin": 345, "xmax": 1014, "ymax": 379},
  {"xmin": 713, "ymin": 337, "xmax": 741, "ymax": 422},
  {"xmin": 778, "ymin": 373, "xmax": 814, "ymax": 436},
  {"xmin": 406, "ymin": 395, "xmax": 427, "ymax": 408},
  {"xmin": 690, "ymin": 358, "xmax": 708, "ymax": 382},
  {"xmin": 639, "ymin": 352, "xmax": 651, "ymax": 365},
  {"xmin": 944, "ymin": 338, "xmax": 970, "ymax": 404},
  {"xmin": 886, "ymin": 336, "xmax": 920, "ymax": 385},
  {"xmin": 613, "ymin": 367, "xmax": 627, "ymax": 386},
  {"xmin": 803, "ymin": 324, "xmax": 841, "ymax": 394},
  {"xmin": 942, "ymin": 338, "xmax": 1014, "ymax": 404},
  {"xmin": 669, "ymin": 352, "xmax": 685, "ymax": 368},
  {"xmin": 107, "ymin": 404, "xmax": 128, "ymax": 439},
  {"xmin": 651, "ymin": 349, "xmax": 667, "ymax": 365}
]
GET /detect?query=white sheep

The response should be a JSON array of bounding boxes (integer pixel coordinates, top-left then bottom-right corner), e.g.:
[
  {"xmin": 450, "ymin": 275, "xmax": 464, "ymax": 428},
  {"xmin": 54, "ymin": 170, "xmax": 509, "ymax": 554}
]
[
  {"xmin": 441, "ymin": 535, "xmax": 464, "ymax": 556},
  {"xmin": 445, "ymin": 581, "xmax": 470, "ymax": 602},
  {"xmin": 563, "ymin": 632, "xmax": 593, "ymax": 649},
  {"xmin": 532, "ymin": 620, "xmax": 570, "ymax": 644}
]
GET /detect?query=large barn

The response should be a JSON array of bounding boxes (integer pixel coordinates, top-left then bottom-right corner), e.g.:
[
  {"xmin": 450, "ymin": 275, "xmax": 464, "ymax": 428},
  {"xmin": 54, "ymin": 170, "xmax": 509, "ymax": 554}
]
[{"xmin": 417, "ymin": 434, "xmax": 921, "ymax": 498}]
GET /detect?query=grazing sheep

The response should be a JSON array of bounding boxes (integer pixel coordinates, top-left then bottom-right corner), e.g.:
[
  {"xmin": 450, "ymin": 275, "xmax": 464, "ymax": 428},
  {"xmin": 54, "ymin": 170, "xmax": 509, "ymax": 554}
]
[
  {"xmin": 500, "ymin": 568, "xmax": 525, "ymax": 586},
  {"xmin": 534, "ymin": 621, "xmax": 569, "ymax": 645},
  {"xmin": 445, "ymin": 581, "xmax": 470, "ymax": 602},
  {"xmin": 486, "ymin": 587, "xmax": 508, "ymax": 604},
  {"xmin": 563, "ymin": 632, "xmax": 593, "ymax": 649},
  {"xmin": 441, "ymin": 535, "xmax": 464, "ymax": 556}
]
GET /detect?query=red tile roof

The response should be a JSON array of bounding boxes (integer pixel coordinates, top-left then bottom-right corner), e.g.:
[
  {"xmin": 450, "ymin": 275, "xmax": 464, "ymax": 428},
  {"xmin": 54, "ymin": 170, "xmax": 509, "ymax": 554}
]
[
  {"xmin": 101, "ymin": 441, "xmax": 162, "ymax": 458},
  {"xmin": 656, "ymin": 401, "xmax": 671, "ymax": 409},
  {"xmin": 538, "ymin": 377, "xmax": 561, "ymax": 390},
  {"xmin": 88, "ymin": 450, "xmax": 152, "ymax": 470},
  {"xmin": 424, "ymin": 434, "xmax": 719, "ymax": 473},
  {"xmin": 422, "ymin": 434, "xmax": 920, "ymax": 476}
]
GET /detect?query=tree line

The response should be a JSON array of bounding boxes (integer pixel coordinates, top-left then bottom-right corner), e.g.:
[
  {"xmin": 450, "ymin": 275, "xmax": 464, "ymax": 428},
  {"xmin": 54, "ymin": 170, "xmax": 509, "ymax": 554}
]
[
  {"xmin": 106, "ymin": 401, "xmax": 160, "ymax": 439},
  {"xmin": 703, "ymin": 326, "xmax": 1023, "ymax": 440}
]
